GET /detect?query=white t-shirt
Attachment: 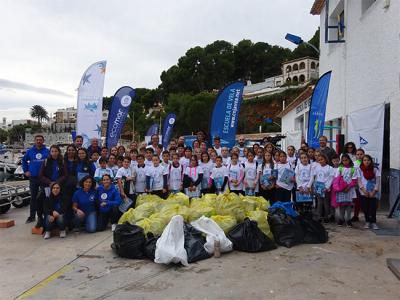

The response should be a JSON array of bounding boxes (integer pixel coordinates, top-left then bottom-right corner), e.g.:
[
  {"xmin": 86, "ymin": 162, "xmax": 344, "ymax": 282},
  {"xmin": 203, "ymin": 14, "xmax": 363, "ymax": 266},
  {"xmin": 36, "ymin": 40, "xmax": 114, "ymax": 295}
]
[
  {"xmin": 311, "ymin": 164, "xmax": 333, "ymax": 190},
  {"xmin": 199, "ymin": 161, "xmax": 214, "ymax": 189},
  {"xmin": 287, "ymin": 155, "xmax": 297, "ymax": 169},
  {"xmin": 276, "ymin": 162, "xmax": 295, "ymax": 191},
  {"xmin": 228, "ymin": 163, "xmax": 244, "ymax": 191},
  {"xmin": 334, "ymin": 166, "xmax": 358, "ymax": 198},
  {"xmin": 144, "ymin": 159, "xmax": 153, "ymax": 168},
  {"xmin": 130, "ymin": 160, "xmax": 138, "ymax": 170},
  {"xmin": 358, "ymin": 167, "xmax": 381, "ymax": 196},
  {"xmin": 222, "ymin": 156, "xmax": 231, "ymax": 167},
  {"xmin": 239, "ymin": 156, "xmax": 247, "ymax": 165},
  {"xmin": 133, "ymin": 165, "xmax": 147, "ymax": 193},
  {"xmin": 168, "ymin": 164, "xmax": 184, "ymax": 191},
  {"xmin": 257, "ymin": 162, "xmax": 275, "ymax": 189},
  {"xmin": 94, "ymin": 167, "xmax": 114, "ymax": 179},
  {"xmin": 210, "ymin": 165, "xmax": 228, "ymax": 192},
  {"xmin": 179, "ymin": 157, "xmax": 190, "ymax": 170},
  {"xmin": 146, "ymin": 165, "xmax": 167, "ymax": 191},
  {"xmin": 185, "ymin": 166, "xmax": 203, "ymax": 182},
  {"xmin": 295, "ymin": 163, "xmax": 312, "ymax": 189},
  {"xmin": 214, "ymin": 146, "xmax": 222, "ymax": 156},
  {"xmin": 243, "ymin": 161, "xmax": 259, "ymax": 192},
  {"xmin": 115, "ymin": 167, "xmax": 132, "ymax": 179},
  {"xmin": 108, "ymin": 165, "xmax": 119, "ymax": 177}
]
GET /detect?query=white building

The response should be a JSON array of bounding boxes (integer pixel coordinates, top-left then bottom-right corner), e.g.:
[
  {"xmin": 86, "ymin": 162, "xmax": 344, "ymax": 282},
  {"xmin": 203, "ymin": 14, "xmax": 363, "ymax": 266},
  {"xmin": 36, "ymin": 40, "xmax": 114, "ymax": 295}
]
[
  {"xmin": 310, "ymin": 0, "xmax": 400, "ymax": 208},
  {"xmin": 282, "ymin": 57, "xmax": 319, "ymax": 85}
]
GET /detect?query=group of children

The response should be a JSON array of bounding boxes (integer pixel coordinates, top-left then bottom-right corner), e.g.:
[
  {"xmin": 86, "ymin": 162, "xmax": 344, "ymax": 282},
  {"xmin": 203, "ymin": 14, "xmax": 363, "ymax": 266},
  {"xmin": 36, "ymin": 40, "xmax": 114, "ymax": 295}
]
[{"xmin": 24, "ymin": 135, "xmax": 381, "ymax": 240}]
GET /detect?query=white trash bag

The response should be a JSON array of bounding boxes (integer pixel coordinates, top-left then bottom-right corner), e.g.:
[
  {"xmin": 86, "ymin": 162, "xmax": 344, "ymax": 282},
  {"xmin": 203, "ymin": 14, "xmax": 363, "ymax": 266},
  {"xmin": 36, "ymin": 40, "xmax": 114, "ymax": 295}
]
[
  {"xmin": 191, "ymin": 216, "xmax": 233, "ymax": 254},
  {"xmin": 155, "ymin": 215, "xmax": 188, "ymax": 266}
]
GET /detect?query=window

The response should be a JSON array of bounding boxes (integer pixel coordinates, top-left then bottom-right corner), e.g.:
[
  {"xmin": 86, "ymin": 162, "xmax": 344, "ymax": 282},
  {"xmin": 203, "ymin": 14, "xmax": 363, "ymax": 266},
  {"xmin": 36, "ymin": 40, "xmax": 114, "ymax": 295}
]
[
  {"xmin": 293, "ymin": 76, "xmax": 298, "ymax": 83},
  {"xmin": 299, "ymin": 62, "xmax": 305, "ymax": 70},
  {"xmin": 310, "ymin": 62, "xmax": 316, "ymax": 69},
  {"xmin": 299, "ymin": 75, "xmax": 305, "ymax": 83},
  {"xmin": 293, "ymin": 64, "xmax": 299, "ymax": 71},
  {"xmin": 286, "ymin": 65, "xmax": 292, "ymax": 73},
  {"xmin": 362, "ymin": 0, "xmax": 376, "ymax": 14},
  {"xmin": 286, "ymin": 77, "xmax": 291, "ymax": 83}
]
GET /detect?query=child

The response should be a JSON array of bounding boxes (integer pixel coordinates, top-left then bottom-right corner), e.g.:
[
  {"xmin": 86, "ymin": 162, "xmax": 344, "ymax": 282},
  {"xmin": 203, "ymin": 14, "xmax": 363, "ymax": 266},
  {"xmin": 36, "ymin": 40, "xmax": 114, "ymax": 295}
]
[
  {"xmin": 144, "ymin": 148, "xmax": 154, "ymax": 167},
  {"xmin": 228, "ymin": 153, "xmax": 244, "ymax": 195},
  {"xmin": 354, "ymin": 148, "xmax": 365, "ymax": 168},
  {"xmin": 210, "ymin": 156, "xmax": 229, "ymax": 194},
  {"xmin": 275, "ymin": 151, "xmax": 295, "ymax": 202},
  {"xmin": 76, "ymin": 148, "xmax": 96, "ymax": 184},
  {"xmin": 168, "ymin": 153, "xmax": 184, "ymax": 193},
  {"xmin": 94, "ymin": 157, "xmax": 114, "ymax": 183},
  {"xmin": 133, "ymin": 154, "xmax": 147, "ymax": 196},
  {"xmin": 358, "ymin": 154, "xmax": 380, "ymax": 230},
  {"xmin": 221, "ymin": 147, "xmax": 231, "ymax": 166},
  {"xmin": 116, "ymin": 156, "xmax": 124, "ymax": 169},
  {"xmin": 145, "ymin": 155, "xmax": 168, "ymax": 198},
  {"xmin": 258, "ymin": 151, "xmax": 276, "ymax": 203},
  {"xmin": 210, "ymin": 150, "xmax": 217, "ymax": 164},
  {"xmin": 179, "ymin": 147, "xmax": 192, "ymax": 170},
  {"xmin": 243, "ymin": 150, "xmax": 259, "ymax": 196},
  {"xmin": 332, "ymin": 154, "xmax": 358, "ymax": 227},
  {"xmin": 129, "ymin": 149, "xmax": 138, "ymax": 169},
  {"xmin": 287, "ymin": 145, "xmax": 297, "ymax": 167},
  {"xmin": 115, "ymin": 157, "xmax": 135, "ymax": 203},
  {"xmin": 307, "ymin": 147, "xmax": 315, "ymax": 164},
  {"xmin": 273, "ymin": 150, "xmax": 280, "ymax": 164},
  {"xmin": 107, "ymin": 154, "xmax": 119, "ymax": 177},
  {"xmin": 309, "ymin": 153, "xmax": 333, "ymax": 222},
  {"xmin": 329, "ymin": 154, "xmax": 341, "ymax": 222},
  {"xmin": 351, "ymin": 148, "xmax": 365, "ymax": 222},
  {"xmin": 294, "ymin": 153, "xmax": 313, "ymax": 213},
  {"xmin": 199, "ymin": 152, "xmax": 213, "ymax": 194},
  {"xmin": 177, "ymin": 145, "xmax": 185, "ymax": 158},
  {"xmin": 91, "ymin": 152, "xmax": 100, "ymax": 168},
  {"xmin": 255, "ymin": 147, "xmax": 264, "ymax": 165},
  {"xmin": 161, "ymin": 150, "xmax": 171, "ymax": 170},
  {"xmin": 183, "ymin": 155, "xmax": 203, "ymax": 198},
  {"xmin": 43, "ymin": 183, "xmax": 67, "ymax": 239}
]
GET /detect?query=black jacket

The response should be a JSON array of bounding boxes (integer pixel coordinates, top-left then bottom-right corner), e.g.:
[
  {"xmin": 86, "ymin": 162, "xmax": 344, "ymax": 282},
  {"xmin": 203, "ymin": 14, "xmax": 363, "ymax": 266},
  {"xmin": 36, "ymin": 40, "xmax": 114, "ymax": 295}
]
[{"xmin": 44, "ymin": 194, "xmax": 69, "ymax": 216}]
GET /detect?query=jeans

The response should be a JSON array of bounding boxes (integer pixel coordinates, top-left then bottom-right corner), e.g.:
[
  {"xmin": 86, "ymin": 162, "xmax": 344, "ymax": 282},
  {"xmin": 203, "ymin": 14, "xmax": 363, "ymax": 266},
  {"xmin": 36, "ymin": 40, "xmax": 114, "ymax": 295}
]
[
  {"xmin": 45, "ymin": 214, "xmax": 66, "ymax": 231},
  {"xmin": 29, "ymin": 177, "xmax": 42, "ymax": 219},
  {"xmin": 361, "ymin": 195, "xmax": 377, "ymax": 223},
  {"xmin": 73, "ymin": 211, "xmax": 97, "ymax": 233},
  {"xmin": 317, "ymin": 195, "xmax": 330, "ymax": 219},
  {"xmin": 337, "ymin": 205, "xmax": 352, "ymax": 222},
  {"xmin": 274, "ymin": 188, "xmax": 291, "ymax": 202},
  {"xmin": 97, "ymin": 206, "xmax": 121, "ymax": 231}
]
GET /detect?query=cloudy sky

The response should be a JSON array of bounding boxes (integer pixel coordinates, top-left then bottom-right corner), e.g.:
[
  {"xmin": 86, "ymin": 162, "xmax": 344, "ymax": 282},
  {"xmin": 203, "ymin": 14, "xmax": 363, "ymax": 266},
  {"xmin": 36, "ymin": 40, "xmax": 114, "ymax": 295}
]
[{"xmin": 0, "ymin": 0, "xmax": 319, "ymax": 122}]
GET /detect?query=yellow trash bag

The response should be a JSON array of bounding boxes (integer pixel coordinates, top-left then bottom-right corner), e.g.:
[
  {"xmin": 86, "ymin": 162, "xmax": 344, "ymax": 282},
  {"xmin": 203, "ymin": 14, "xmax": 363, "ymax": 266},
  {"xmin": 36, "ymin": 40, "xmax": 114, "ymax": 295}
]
[
  {"xmin": 118, "ymin": 208, "xmax": 135, "ymax": 224},
  {"xmin": 135, "ymin": 213, "xmax": 169, "ymax": 236},
  {"xmin": 202, "ymin": 193, "xmax": 217, "ymax": 202},
  {"xmin": 130, "ymin": 202, "xmax": 157, "ymax": 223},
  {"xmin": 135, "ymin": 194, "xmax": 163, "ymax": 208},
  {"xmin": 210, "ymin": 215, "xmax": 237, "ymax": 233},
  {"xmin": 246, "ymin": 210, "xmax": 272, "ymax": 238},
  {"xmin": 159, "ymin": 203, "xmax": 181, "ymax": 221},
  {"xmin": 188, "ymin": 201, "xmax": 216, "ymax": 222},
  {"xmin": 241, "ymin": 196, "xmax": 269, "ymax": 212},
  {"xmin": 214, "ymin": 193, "xmax": 246, "ymax": 222},
  {"xmin": 165, "ymin": 192, "xmax": 190, "ymax": 207}
]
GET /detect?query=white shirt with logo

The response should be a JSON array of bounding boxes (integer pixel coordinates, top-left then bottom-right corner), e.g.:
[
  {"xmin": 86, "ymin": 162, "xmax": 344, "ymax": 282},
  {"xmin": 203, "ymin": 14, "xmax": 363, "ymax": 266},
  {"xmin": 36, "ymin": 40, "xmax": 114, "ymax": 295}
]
[
  {"xmin": 133, "ymin": 165, "xmax": 147, "ymax": 193},
  {"xmin": 146, "ymin": 165, "xmax": 167, "ymax": 191}
]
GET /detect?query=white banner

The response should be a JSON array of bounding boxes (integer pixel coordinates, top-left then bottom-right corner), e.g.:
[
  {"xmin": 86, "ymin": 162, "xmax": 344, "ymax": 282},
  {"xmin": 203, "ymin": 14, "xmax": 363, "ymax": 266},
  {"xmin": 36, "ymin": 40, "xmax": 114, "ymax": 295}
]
[
  {"xmin": 347, "ymin": 104, "xmax": 384, "ymax": 170},
  {"xmin": 284, "ymin": 130, "xmax": 302, "ymax": 151},
  {"xmin": 76, "ymin": 61, "xmax": 106, "ymax": 147}
]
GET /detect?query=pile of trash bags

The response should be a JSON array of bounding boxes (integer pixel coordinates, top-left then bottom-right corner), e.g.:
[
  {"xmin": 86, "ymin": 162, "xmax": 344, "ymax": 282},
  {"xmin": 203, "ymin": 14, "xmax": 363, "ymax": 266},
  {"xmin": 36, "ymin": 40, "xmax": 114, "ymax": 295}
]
[{"xmin": 113, "ymin": 194, "xmax": 328, "ymax": 265}]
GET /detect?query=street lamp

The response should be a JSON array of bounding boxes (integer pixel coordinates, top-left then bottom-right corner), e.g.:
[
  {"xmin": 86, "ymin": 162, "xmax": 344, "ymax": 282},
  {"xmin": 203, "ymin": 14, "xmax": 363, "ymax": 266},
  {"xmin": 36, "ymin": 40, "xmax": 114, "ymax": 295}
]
[{"xmin": 285, "ymin": 33, "xmax": 320, "ymax": 55}]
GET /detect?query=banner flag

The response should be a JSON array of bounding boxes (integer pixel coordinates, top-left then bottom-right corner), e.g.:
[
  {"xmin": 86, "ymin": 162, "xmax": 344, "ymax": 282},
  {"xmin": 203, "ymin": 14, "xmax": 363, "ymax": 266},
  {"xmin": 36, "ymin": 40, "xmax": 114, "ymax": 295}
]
[
  {"xmin": 76, "ymin": 61, "xmax": 107, "ymax": 147},
  {"xmin": 307, "ymin": 71, "xmax": 332, "ymax": 148},
  {"xmin": 105, "ymin": 86, "xmax": 135, "ymax": 148},
  {"xmin": 146, "ymin": 124, "xmax": 159, "ymax": 137},
  {"xmin": 209, "ymin": 81, "xmax": 244, "ymax": 148},
  {"xmin": 347, "ymin": 103, "xmax": 384, "ymax": 173},
  {"xmin": 162, "ymin": 113, "xmax": 176, "ymax": 149}
]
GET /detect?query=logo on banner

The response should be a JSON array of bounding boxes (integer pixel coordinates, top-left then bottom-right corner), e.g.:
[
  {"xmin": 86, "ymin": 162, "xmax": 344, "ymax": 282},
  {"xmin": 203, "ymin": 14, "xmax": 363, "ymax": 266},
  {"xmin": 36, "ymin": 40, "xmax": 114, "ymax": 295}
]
[
  {"xmin": 120, "ymin": 95, "xmax": 132, "ymax": 107},
  {"xmin": 84, "ymin": 102, "xmax": 98, "ymax": 112},
  {"xmin": 169, "ymin": 118, "xmax": 175, "ymax": 125},
  {"xmin": 359, "ymin": 135, "xmax": 368, "ymax": 146}
]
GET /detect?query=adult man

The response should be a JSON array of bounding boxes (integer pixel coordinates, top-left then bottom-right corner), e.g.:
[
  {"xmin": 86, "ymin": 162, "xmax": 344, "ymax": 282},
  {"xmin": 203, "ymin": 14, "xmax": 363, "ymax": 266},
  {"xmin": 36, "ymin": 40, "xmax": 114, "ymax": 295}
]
[
  {"xmin": 196, "ymin": 130, "xmax": 206, "ymax": 144},
  {"xmin": 213, "ymin": 136, "xmax": 222, "ymax": 156},
  {"xmin": 236, "ymin": 135, "xmax": 246, "ymax": 157},
  {"xmin": 74, "ymin": 135, "xmax": 84, "ymax": 149},
  {"xmin": 87, "ymin": 138, "xmax": 101, "ymax": 157},
  {"xmin": 147, "ymin": 134, "xmax": 160, "ymax": 152},
  {"xmin": 22, "ymin": 135, "xmax": 49, "ymax": 225},
  {"xmin": 129, "ymin": 141, "xmax": 138, "ymax": 152},
  {"xmin": 318, "ymin": 136, "xmax": 336, "ymax": 164}
]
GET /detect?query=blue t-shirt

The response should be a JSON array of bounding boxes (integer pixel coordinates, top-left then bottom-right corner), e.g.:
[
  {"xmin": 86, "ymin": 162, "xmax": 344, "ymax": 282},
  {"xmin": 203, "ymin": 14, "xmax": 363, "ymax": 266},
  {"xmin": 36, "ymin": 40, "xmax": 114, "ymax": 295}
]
[
  {"xmin": 72, "ymin": 188, "xmax": 96, "ymax": 215},
  {"xmin": 95, "ymin": 185, "xmax": 122, "ymax": 213}
]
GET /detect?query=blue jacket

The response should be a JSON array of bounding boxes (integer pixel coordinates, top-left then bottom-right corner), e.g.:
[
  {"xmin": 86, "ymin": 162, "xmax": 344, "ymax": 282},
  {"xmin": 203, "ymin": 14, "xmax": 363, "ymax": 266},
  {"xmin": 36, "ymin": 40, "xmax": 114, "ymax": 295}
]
[
  {"xmin": 96, "ymin": 184, "xmax": 122, "ymax": 213},
  {"xmin": 22, "ymin": 146, "xmax": 50, "ymax": 177}
]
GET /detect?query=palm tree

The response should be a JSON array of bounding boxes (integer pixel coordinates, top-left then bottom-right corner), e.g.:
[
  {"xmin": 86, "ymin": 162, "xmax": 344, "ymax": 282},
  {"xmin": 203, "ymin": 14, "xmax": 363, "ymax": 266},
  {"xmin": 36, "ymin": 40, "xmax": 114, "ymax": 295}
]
[{"xmin": 30, "ymin": 105, "xmax": 49, "ymax": 126}]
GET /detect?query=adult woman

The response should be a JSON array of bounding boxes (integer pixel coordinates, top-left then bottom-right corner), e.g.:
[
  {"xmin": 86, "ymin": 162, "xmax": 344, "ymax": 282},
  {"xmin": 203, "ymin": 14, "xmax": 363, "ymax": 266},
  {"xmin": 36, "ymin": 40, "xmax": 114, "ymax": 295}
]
[
  {"xmin": 117, "ymin": 145, "xmax": 126, "ymax": 157},
  {"xmin": 342, "ymin": 142, "xmax": 357, "ymax": 162},
  {"xmin": 39, "ymin": 145, "xmax": 66, "ymax": 189},
  {"xmin": 72, "ymin": 176, "xmax": 97, "ymax": 233},
  {"xmin": 96, "ymin": 174, "xmax": 122, "ymax": 232},
  {"xmin": 43, "ymin": 183, "xmax": 68, "ymax": 239},
  {"xmin": 76, "ymin": 148, "xmax": 96, "ymax": 184},
  {"xmin": 63, "ymin": 144, "xmax": 78, "ymax": 226}
]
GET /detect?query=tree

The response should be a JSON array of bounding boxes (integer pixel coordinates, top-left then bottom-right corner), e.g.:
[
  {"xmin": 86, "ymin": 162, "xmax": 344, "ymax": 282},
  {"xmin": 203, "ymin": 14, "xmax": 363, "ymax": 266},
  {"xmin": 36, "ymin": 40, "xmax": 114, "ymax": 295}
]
[
  {"xmin": 0, "ymin": 128, "xmax": 7, "ymax": 143},
  {"xmin": 30, "ymin": 105, "xmax": 49, "ymax": 126}
]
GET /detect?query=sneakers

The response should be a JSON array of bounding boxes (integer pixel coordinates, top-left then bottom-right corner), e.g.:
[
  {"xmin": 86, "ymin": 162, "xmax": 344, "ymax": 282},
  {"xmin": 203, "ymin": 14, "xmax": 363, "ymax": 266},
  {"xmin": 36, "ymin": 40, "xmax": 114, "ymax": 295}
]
[
  {"xmin": 364, "ymin": 223, "xmax": 370, "ymax": 229},
  {"xmin": 350, "ymin": 216, "xmax": 359, "ymax": 222},
  {"xmin": 111, "ymin": 224, "xmax": 117, "ymax": 232},
  {"xmin": 44, "ymin": 231, "xmax": 51, "ymax": 239},
  {"xmin": 59, "ymin": 230, "xmax": 66, "ymax": 238},
  {"xmin": 337, "ymin": 220, "xmax": 344, "ymax": 226},
  {"xmin": 371, "ymin": 223, "xmax": 379, "ymax": 230},
  {"xmin": 25, "ymin": 216, "xmax": 35, "ymax": 224},
  {"xmin": 346, "ymin": 221, "xmax": 353, "ymax": 227}
]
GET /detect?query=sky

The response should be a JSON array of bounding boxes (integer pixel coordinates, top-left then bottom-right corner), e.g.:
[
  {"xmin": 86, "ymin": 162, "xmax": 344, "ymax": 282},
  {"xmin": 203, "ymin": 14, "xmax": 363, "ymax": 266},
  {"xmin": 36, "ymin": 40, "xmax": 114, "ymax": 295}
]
[{"xmin": 0, "ymin": 0, "xmax": 319, "ymax": 122}]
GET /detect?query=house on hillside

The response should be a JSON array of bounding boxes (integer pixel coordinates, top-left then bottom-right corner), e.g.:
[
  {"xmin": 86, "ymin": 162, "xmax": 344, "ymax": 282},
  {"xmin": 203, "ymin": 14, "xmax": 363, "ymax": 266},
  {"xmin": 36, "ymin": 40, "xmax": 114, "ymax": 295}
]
[{"xmin": 310, "ymin": 0, "xmax": 400, "ymax": 209}]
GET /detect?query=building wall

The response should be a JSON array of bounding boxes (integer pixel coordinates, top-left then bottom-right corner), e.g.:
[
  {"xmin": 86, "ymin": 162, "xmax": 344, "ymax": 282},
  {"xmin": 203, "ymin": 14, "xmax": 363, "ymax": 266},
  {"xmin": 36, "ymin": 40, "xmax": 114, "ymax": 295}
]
[{"xmin": 319, "ymin": 0, "xmax": 400, "ymax": 169}]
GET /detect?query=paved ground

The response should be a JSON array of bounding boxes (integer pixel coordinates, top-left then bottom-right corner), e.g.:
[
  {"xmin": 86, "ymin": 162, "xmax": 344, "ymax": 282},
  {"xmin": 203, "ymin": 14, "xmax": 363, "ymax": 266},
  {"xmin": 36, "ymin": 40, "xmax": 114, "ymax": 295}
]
[{"xmin": 1, "ymin": 206, "xmax": 399, "ymax": 300}]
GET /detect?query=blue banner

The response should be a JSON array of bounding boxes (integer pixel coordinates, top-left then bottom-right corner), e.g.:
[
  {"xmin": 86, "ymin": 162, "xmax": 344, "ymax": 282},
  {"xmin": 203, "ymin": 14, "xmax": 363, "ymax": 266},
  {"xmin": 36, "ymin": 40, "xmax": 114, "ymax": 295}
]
[
  {"xmin": 162, "ymin": 113, "xmax": 176, "ymax": 149},
  {"xmin": 105, "ymin": 86, "xmax": 135, "ymax": 148},
  {"xmin": 146, "ymin": 123, "xmax": 159, "ymax": 137},
  {"xmin": 209, "ymin": 81, "xmax": 244, "ymax": 148},
  {"xmin": 183, "ymin": 135, "xmax": 197, "ymax": 148},
  {"xmin": 307, "ymin": 71, "xmax": 332, "ymax": 148}
]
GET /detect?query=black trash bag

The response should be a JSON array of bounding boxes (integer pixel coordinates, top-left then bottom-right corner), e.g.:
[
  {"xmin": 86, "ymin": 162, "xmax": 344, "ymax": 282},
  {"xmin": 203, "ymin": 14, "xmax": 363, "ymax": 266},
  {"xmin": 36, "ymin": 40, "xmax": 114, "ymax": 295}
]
[
  {"xmin": 227, "ymin": 218, "xmax": 277, "ymax": 252},
  {"xmin": 144, "ymin": 233, "xmax": 158, "ymax": 260},
  {"xmin": 300, "ymin": 215, "xmax": 329, "ymax": 244},
  {"xmin": 113, "ymin": 223, "xmax": 146, "ymax": 259},
  {"xmin": 184, "ymin": 223, "xmax": 211, "ymax": 263},
  {"xmin": 267, "ymin": 208, "xmax": 304, "ymax": 248}
]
